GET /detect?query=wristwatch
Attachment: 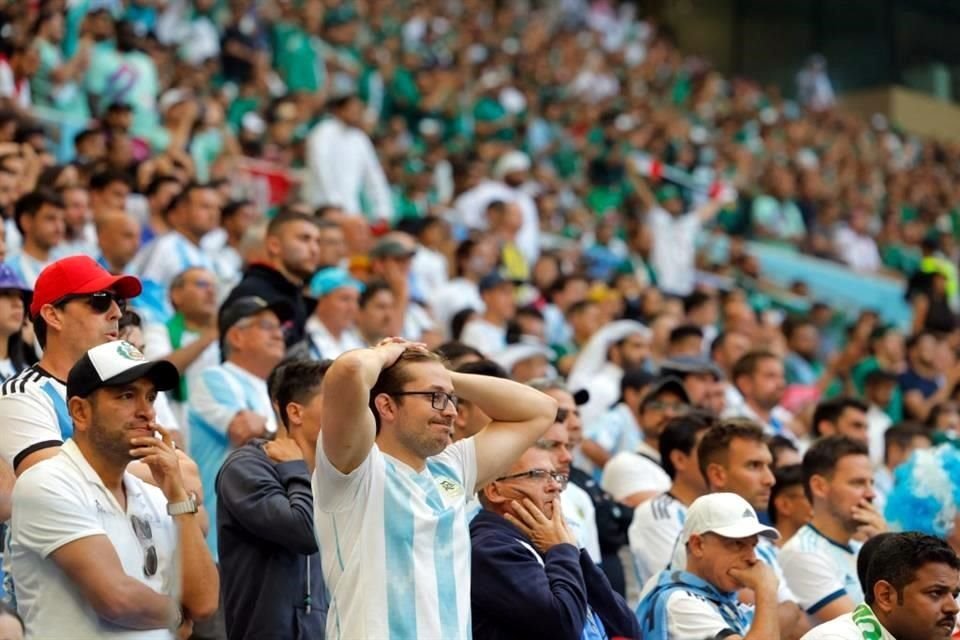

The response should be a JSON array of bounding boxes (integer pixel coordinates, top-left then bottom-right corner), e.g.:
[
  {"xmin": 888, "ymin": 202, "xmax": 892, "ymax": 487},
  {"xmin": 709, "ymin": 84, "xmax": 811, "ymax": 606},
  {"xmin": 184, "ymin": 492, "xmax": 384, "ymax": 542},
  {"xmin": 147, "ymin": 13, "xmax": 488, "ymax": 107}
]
[{"xmin": 166, "ymin": 493, "xmax": 198, "ymax": 516}]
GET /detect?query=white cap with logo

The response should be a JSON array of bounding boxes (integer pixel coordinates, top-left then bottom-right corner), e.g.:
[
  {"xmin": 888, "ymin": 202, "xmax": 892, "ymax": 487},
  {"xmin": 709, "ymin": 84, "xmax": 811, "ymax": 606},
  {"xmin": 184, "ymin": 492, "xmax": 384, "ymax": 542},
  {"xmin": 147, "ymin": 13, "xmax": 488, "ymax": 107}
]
[{"xmin": 680, "ymin": 493, "xmax": 780, "ymax": 545}]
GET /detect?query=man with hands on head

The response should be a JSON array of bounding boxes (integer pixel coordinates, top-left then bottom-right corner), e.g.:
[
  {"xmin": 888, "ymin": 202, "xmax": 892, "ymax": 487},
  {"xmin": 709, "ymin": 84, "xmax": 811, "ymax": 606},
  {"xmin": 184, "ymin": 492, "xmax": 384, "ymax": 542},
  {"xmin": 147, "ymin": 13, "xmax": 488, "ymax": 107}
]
[
  {"xmin": 470, "ymin": 446, "xmax": 639, "ymax": 639},
  {"xmin": 313, "ymin": 337, "xmax": 557, "ymax": 640},
  {"xmin": 636, "ymin": 492, "xmax": 781, "ymax": 640},
  {"xmin": 9, "ymin": 340, "xmax": 218, "ymax": 639}
]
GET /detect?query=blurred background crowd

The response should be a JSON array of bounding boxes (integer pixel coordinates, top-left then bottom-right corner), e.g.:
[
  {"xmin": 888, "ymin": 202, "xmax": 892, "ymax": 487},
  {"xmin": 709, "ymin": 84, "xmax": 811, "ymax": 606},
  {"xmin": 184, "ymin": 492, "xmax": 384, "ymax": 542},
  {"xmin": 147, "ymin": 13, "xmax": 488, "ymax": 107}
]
[{"xmin": 0, "ymin": 0, "xmax": 959, "ymax": 637}]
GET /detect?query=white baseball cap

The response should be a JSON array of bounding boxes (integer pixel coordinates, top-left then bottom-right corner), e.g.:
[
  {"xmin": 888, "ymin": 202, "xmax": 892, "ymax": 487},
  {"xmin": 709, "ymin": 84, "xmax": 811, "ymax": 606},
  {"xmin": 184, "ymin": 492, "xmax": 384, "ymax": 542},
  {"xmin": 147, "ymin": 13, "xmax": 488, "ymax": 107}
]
[
  {"xmin": 67, "ymin": 340, "xmax": 179, "ymax": 399},
  {"xmin": 680, "ymin": 493, "xmax": 780, "ymax": 545},
  {"xmin": 494, "ymin": 343, "xmax": 555, "ymax": 373}
]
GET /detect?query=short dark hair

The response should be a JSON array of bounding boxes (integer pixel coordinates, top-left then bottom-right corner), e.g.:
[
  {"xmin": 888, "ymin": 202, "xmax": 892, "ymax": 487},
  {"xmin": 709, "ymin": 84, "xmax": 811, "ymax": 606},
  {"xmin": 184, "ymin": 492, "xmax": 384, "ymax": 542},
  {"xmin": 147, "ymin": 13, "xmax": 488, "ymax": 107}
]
[
  {"xmin": 435, "ymin": 341, "xmax": 483, "ymax": 365},
  {"xmin": 926, "ymin": 403, "xmax": 957, "ymax": 429},
  {"xmin": 883, "ymin": 422, "xmax": 931, "ymax": 466},
  {"xmin": 164, "ymin": 182, "xmax": 214, "ymax": 220},
  {"xmin": 73, "ymin": 127, "xmax": 103, "ymax": 149},
  {"xmin": 369, "ymin": 350, "xmax": 444, "ymax": 433},
  {"xmin": 566, "ymin": 299, "xmax": 597, "ymax": 319},
  {"xmin": 781, "ymin": 315, "xmax": 815, "ymax": 341},
  {"xmin": 359, "ymin": 280, "xmax": 392, "ymax": 309},
  {"xmin": 456, "ymin": 359, "xmax": 509, "ymax": 379},
  {"xmin": 268, "ymin": 359, "xmax": 332, "ymax": 428},
  {"xmin": 697, "ymin": 418, "xmax": 767, "ymax": 483},
  {"xmin": 15, "ymin": 187, "xmax": 64, "ymax": 235},
  {"xmin": 857, "ymin": 532, "xmax": 897, "ymax": 596},
  {"xmin": 811, "ymin": 396, "xmax": 868, "ymax": 437},
  {"xmin": 221, "ymin": 199, "xmax": 254, "ymax": 222},
  {"xmin": 683, "ymin": 291, "xmax": 712, "ymax": 314},
  {"xmin": 660, "ymin": 411, "xmax": 717, "ymax": 480},
  {"xmin": 905, "ymin": 330, "xmax": 936, "ymax": 352},
  {"xmin": 768, "ymin": 434, "xmax": 799, "ymax": 467},
  {"xmin": 266, "ymin": 210, "xmax": 317, "ymax": 237},
  {"xmin": 88, "ymin": 168, "xmax": 131, "ymax": 192},
  {"xmin": 668, "ymin": 323, "xmax": 703, "ymax": 345},
  {"xmin": 863, "ymin": 533, "xmax": 960, "ymax": 605},
  {"xmin": 144, "ymin": 175, "xmax": 181, "ymax": 197},
  {"xmin": 769, "ymin": 464, "xmax": 804, "ymax": 525},
  {"xmin": 801, "ymin": 435, "xmax": 869, "ymax": 501},
  {"xmin": 731, "ymin": 350, "xmax": 779, "ymax": 383}
]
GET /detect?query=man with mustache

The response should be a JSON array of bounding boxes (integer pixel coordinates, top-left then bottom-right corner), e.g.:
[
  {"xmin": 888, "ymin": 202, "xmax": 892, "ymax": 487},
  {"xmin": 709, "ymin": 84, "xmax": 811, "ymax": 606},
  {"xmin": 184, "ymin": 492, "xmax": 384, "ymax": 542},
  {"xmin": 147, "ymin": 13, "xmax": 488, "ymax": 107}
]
[
  {"xmin": 9, "ymin": 341, "xmax": 218, "ymax": 638},
  {"xmin": 801, "ymin": 532, "xmax": 960, "ymax": 640}
]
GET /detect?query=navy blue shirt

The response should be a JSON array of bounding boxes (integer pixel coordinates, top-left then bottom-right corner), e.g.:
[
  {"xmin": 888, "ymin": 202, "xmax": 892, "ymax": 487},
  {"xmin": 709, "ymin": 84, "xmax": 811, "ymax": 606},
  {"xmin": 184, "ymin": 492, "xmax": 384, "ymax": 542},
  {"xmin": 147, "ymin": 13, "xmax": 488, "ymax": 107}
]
[
  {"xmin": 216, "ymin": 440, "xmax": 327, "ymax": 640},
  {"xmin": 898, "ymin": 368, "xmax": 940, "ymax": 399}
]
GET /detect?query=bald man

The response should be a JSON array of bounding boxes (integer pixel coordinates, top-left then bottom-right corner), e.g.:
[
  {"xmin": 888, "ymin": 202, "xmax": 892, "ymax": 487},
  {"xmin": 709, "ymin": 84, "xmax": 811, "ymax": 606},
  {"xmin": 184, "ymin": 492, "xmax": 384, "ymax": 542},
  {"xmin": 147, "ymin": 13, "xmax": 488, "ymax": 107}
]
[{"xmin": 96, "ymin": 210, "xmax": 142, "ymax": 275}]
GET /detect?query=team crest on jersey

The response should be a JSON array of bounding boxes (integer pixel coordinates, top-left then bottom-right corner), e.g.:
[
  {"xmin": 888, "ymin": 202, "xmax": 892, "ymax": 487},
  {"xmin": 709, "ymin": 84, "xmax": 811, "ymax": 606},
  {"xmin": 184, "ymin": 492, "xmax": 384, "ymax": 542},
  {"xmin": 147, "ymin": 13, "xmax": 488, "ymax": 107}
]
[
  {"xmin": 117, "ymin": 342, "xmax": 146, "ymax": 361},
  {"xmin": 436, "ymin": 477, "xmax": 464, "ymax": 498}
]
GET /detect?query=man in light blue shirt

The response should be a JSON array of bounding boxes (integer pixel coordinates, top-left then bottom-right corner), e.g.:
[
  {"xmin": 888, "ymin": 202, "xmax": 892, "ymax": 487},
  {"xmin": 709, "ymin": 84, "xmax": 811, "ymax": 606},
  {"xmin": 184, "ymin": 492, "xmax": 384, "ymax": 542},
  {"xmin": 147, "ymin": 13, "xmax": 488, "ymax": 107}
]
[{"xmin": 188, "ymin": 296, "xmax": 291, "ymax": 554}]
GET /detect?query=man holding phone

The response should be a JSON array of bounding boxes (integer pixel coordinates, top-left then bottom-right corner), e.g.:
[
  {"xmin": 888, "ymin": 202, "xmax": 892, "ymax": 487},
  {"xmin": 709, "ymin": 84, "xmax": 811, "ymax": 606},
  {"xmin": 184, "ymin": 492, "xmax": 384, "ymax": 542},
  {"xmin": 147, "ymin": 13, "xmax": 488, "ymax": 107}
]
[
  {"xmin": 780, "ymin": 436, "xmax": 886, "ymax": 625},
  {"xmin": 9, "ymin": 340, "xmax": 219, "ymax": 638}
]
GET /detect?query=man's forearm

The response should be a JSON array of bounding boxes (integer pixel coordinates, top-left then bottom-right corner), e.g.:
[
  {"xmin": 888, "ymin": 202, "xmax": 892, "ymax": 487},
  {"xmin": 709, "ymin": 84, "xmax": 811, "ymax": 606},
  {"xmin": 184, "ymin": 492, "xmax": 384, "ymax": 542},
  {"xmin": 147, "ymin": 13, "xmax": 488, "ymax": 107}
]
[
  {"xmin": 451, "ymin": 372, "xmax": 556, "ymax": 423},
  {"xmin": 175, "ymin": 511, "xmax": 220, "ymax": 621},
  {"xmin": 162, "ymin": 333, "xmax": 216, "ymax": 375},
  {"xmin": 743, "ymin": 590, "xmax": 779, "ymax": 640},
  {"xmin": 330, "ymin": 347, "xmax": 391, "ymax": 392},
  {"xmin": 100, "ymin": 581, "xmax": 178, "ymax": 629}
]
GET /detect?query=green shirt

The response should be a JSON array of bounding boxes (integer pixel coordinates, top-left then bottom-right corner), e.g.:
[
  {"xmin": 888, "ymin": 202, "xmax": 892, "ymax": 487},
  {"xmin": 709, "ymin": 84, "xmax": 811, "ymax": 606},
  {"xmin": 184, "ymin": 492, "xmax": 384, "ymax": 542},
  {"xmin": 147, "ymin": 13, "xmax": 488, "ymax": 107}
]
[
  {"xmin": 272, "ymin": 22, "xmax": 322, "ymax": 92},
  {"xmin": 851, "ymin": 356, "xmax": 904, "ymax": 422},
  {"xmin": 33, "ymin": 39, "xmax": 90, "ymax": 121}
]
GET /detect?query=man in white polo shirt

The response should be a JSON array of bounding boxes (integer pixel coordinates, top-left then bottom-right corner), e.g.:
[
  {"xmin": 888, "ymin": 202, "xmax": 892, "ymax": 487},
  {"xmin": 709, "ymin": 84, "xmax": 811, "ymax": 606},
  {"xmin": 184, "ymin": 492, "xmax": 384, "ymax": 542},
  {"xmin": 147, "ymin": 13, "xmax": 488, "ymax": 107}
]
[
  {"xmin": 780, "ymin": 436, "xmax": 885, "ymax": 625},
  {"xmin": 9, "ymin": 341, "xmax": 219, "ymax": 639},
  {"xmin": 801, "ymin": 532, "xmax": 960, "ymax": 640},
  {"xmin": 635, "ymin": 492, "xmax": 781, "ymax": 640},
  {"xmin": 313, "ymin": 338, "xmax": 557, "ymax": 639}
]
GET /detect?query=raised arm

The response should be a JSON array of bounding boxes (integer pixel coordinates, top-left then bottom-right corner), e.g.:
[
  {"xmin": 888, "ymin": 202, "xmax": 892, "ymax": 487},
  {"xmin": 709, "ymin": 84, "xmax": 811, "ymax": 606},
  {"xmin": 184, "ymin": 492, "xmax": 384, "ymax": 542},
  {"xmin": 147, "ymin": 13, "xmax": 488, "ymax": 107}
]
[
  {"xmin": 452, "ymin": 371, "xmax": 557, "ymax": 487},
  {"xmin": 321, "ymin": 340, "xmax": 414, "ymax": 474}
]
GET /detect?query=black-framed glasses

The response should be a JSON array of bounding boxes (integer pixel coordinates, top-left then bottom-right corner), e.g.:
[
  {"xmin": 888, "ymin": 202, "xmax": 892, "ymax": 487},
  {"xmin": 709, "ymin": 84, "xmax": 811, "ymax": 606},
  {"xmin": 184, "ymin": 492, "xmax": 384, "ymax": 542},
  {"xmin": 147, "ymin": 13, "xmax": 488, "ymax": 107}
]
[
  {"xmin": 55, "ymin": 291, "xmax": 126, "ymax": 315},
  {"xmin": 130, "ymin": 514, "xmax": 158, "ymax": 577},
  {"xmin": 391, "ymin": 390, "xmax": 459, "ymax": 411},
  {"xmin": 496, "ymin": 468, "xmax": 568, "ymax": 484}
]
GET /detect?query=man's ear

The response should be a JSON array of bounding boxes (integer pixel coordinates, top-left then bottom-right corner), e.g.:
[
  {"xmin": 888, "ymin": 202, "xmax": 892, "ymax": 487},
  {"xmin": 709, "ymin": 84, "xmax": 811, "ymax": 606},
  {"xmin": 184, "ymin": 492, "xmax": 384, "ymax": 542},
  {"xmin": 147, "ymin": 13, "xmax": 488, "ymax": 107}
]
[
  {"xmin": 872, "ymin": 579, "xmax": 898, "ymax": 614},
  {"xmin": 705, "ymin": 462, "xmax": 725, "ymax": 491},
  {"xmin": 482, "ymin": 481, "xmax": 510, "ymax": 507},
  {"xmin": 687, "ymin": 534, "xmax": 705, "ymax": 558},
  {"xmin": 373, "ymin": 393, "xmax": 396, "ymax": 424},
  {"xmin": 809, "ymin": 473, "xmax": 829, "ymax": 501},
  {"xmin": 68, "ymin": 396, "xmax": 91, "ymax": 433},
  {"xmin": 285, "ymin": 401, "xmax": 304, "ymax": 429},
  {"xmin": 39, "ymin": 303, "xmax": 64, "ymax": 333}
]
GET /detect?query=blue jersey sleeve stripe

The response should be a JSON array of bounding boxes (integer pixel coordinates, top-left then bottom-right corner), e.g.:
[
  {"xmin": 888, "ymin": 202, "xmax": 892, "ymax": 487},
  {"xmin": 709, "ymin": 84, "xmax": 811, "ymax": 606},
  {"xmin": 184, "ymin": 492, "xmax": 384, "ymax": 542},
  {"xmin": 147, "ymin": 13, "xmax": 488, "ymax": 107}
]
[{"xmin": 807, "ymin": 588, "xmax": 846, "ymax": 615}]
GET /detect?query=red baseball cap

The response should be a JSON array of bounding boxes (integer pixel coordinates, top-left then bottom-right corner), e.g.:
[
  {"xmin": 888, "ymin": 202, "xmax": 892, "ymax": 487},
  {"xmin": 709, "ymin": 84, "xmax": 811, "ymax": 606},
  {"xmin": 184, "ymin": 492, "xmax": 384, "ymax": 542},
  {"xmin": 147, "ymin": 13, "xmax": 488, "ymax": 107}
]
[{"xmin": 30, "ymin": 256, "xmax": 142, "ymax": 318}]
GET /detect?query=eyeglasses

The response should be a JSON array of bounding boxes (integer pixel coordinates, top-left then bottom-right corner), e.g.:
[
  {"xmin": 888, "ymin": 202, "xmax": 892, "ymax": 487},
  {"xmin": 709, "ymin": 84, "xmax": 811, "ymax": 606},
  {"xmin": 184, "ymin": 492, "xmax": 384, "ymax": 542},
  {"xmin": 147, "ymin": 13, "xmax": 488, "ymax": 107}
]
[
  {"xmin": 645, "ymin": 400, "xmax": 690, "ymax": 413},
  {"xmin": 496, "ymin": 468, "xmax": 568, "ymax": 484},
  {"xmin": 130, "ymin": 514, "xmax": 158, "ymax": 577},
  {"xmin": 555, "ymin": 407, "xmax": 580, "ymax": 423},
  {"xmin": 55, "ymin": 291, "xmax": 126, "ymax": 314},
  {"xmin": 535, "ymin": 438, "xmax": 573, "ymax": 454},
  {"xmin": 236, "ymin": 318, "xmax": 282, "ymax": 332},
  {"xmin": 391, "ymin": 390, "xmax": 459, "ymax": 411}
]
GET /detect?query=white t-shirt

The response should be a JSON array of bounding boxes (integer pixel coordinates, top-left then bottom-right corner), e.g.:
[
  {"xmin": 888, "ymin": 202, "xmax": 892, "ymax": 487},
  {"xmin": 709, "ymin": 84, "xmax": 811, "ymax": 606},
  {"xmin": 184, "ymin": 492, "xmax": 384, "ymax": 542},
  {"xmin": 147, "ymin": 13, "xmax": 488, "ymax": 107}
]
[
  {"xmin": 305, "ymin": 316, "xmax": 365, "ymax": 361},
  {"xmin": 648, "ymin": 207, "xmax": 701, "ymax": 296},
  {"xmin": 10, "ymin": 439, "xmax": 176, "ymax": 640},
  {"xmin": 629, "ymin": 493, "xmax": 687, "ymax": 594},
  {"xmin": 780, "ymin": 524, "xmax": 863, "ymax": 615},
  {"xmin": 313, "ymin": 439, "xmax": 478, "ymax": 640},
  {"xmin": 129, "ymin": 231, "xmax": 216, "ymax": 290},
  {"xmin": 561, "ymin": 481, "xmax": 601, "ymax": 563},
  {"xmin": 601, "ymin": 442, "xmax": 671, "ymax": 503},
  {"xmin": 431, "ymin": 278, "xmax": 484, "ymax": 338},
  {"xmin": 459, "ymin": 318, "xmax": 507, "ymax": 357},
  {"xmin": 800, "ymin": 610, "xmax": 894, "ymax": 639}
]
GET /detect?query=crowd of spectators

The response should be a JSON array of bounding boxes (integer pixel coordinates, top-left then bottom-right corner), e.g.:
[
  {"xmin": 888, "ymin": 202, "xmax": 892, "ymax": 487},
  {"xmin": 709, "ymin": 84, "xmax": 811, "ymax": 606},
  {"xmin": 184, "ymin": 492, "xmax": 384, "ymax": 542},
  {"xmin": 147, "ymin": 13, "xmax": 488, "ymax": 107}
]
[{"xmin": 0, "ymin": 0, "xmax": 958, "ymax": 638}]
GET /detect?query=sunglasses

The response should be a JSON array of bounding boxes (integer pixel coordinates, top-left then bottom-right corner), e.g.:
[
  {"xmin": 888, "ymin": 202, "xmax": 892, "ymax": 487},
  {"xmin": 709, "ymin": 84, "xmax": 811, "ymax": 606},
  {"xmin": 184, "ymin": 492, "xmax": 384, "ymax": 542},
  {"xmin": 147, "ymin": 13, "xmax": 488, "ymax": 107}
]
[
  {"xmin": 130, "ymin": 514, "xmax": 158, "ymax": 577},
  {"xmin": 55, "ymin": 291, "xmax": 126, "ymax": 315}
]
